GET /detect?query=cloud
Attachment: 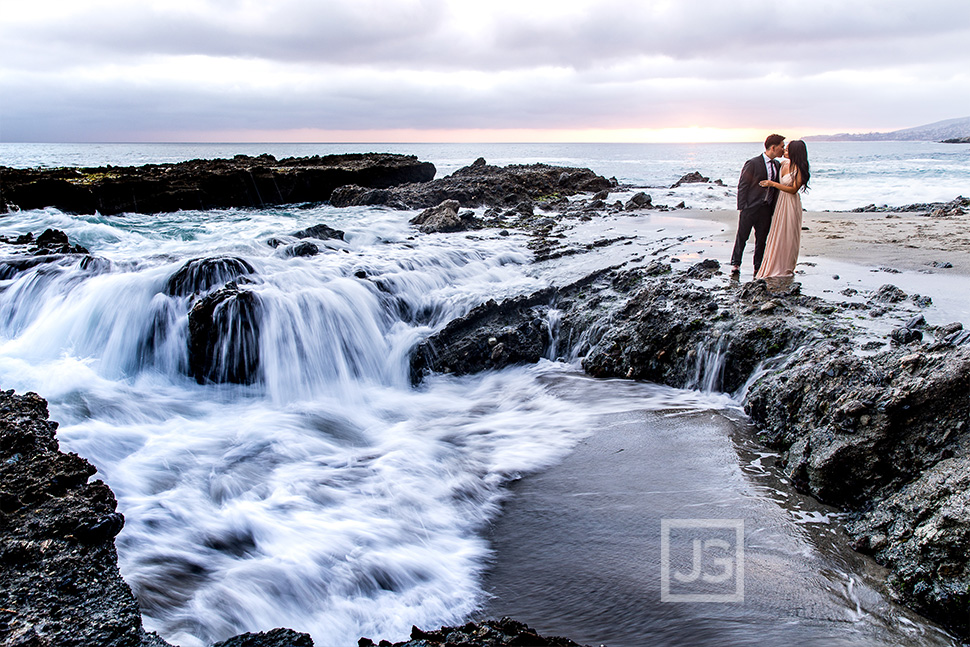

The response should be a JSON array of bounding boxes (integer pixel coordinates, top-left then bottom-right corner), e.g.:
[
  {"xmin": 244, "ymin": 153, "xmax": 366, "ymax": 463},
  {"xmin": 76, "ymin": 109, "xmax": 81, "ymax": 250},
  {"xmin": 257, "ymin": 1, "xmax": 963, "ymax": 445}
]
[{"xmin": 2, "ymin": 0, "xmax": 969, "ymax": 140}]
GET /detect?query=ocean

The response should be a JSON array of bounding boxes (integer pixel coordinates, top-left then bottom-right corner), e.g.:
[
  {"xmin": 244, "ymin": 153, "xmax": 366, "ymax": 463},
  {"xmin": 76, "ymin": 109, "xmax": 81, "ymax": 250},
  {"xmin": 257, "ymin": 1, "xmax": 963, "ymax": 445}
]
[
  {"xmin": 0, "ymin": 142, "xmax": 965, "ymax": 646},
  {"xmin": 2, "ymin": 140, "xmax": 969, "ymax": 211}
]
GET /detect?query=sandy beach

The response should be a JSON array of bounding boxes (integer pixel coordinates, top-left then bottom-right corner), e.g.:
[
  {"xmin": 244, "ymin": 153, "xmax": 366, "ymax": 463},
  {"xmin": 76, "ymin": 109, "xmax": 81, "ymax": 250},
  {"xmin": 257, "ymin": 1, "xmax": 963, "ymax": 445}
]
[{"xmin": 692, "ymin": 208, "xmax": 970, "ymax": 274}]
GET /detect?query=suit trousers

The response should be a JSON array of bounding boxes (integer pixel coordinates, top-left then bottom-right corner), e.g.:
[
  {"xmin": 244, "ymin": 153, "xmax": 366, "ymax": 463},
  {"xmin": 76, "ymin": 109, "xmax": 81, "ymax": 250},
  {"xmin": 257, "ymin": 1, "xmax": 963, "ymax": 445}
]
[{"xmin": 730, "ymin": 202, "xmax": 774, "ymax": 272}]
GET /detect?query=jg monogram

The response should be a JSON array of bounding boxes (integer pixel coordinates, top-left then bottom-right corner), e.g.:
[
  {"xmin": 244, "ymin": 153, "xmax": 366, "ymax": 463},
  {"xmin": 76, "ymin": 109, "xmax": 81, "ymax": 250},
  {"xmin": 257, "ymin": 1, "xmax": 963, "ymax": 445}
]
[{"xmin": 660, "ymin": 519, "xmax": 745, "ymax": 603}]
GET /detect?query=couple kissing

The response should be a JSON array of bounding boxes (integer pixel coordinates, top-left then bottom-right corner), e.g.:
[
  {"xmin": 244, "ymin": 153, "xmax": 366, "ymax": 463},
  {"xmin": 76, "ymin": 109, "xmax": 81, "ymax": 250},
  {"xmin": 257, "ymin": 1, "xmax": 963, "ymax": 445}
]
[{"xmin": 730, "ymin": 134, "xmax": 811, "ymax": 279}]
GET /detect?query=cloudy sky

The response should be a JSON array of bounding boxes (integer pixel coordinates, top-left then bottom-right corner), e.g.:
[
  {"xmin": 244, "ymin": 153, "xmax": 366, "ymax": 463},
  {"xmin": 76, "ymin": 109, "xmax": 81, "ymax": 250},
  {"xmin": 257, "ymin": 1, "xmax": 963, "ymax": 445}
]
[{"xmin": 2, "ymin": 0, "xmax": 969, "ymax": 142}]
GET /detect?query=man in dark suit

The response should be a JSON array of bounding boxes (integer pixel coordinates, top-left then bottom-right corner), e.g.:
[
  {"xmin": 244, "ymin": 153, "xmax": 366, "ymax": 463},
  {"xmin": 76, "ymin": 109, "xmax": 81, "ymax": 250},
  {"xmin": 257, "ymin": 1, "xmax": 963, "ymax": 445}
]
[{"xmin": 730, "ymin": 134, "xmax": 786, "ymax": 275}]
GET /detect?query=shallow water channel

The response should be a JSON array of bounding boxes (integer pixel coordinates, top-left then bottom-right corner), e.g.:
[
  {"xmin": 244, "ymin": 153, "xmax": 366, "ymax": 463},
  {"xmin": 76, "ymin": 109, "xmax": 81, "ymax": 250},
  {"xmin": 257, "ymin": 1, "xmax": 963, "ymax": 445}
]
[{"xmin": 482, "ymin": 371, "xmax": 957, "ymax": 647}]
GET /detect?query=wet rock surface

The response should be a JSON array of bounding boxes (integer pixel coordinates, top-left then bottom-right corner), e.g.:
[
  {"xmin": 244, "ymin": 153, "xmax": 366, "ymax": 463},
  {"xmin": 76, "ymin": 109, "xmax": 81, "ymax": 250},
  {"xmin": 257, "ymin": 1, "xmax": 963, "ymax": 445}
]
[
  {"xmin": 358, "ymin": 617, "xmax": 584, "ymax": 647},
  {"xmin": 0, "ymin": 228, "xmax": 105, "ymax": 281},
  {"xmin": 0, "ymin": 389, "xmax": 161, "ymax": 646},
  {"xmin": 0, "ymin": 154, "xmax": 435, "ymax": 215},
  {"xmin": 329, "ymin": 159, "xmax": 612, "ymax": 210},
  {"xmin": 187, "ymin": 283, "xmax": 263, "ymax": 385},
  {"xmin": 851, "ymin": 195, "xmax": 969, "ymax": 217},
  {"xmin": 412, "ymin": 262, "xmax": 970, "ymax": 638}
]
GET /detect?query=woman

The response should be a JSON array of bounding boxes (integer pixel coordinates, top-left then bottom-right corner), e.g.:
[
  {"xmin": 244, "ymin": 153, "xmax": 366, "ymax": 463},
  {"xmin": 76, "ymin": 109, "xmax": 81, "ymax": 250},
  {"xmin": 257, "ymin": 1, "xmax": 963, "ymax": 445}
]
[{"xmin": 755, "ymin": 139, "xmax": 810, "ymax": 278}]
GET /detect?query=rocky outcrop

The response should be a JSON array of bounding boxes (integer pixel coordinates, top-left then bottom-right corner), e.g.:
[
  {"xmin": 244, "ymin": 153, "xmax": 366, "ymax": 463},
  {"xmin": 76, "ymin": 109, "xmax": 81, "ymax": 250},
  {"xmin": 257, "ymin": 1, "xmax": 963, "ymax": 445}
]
[
  {"xmin": 410, "ymin": 263, "xmax": 970, "ymax": 638},
  {"xmin": 358, "ymin": 617, "xmax": 584, "ymax": 647},
  {"xmin": 851, "ymin": 195, "xmax": 969, "ymax": 217},
  {"xmin": 0, "ymin": 154, "xmax": 436, "ymax": 216},
  {"xmin": 0, "ymin": 389, "xmax": 163, "ymax": 646},
  {"xmin": 745, "ymin": 334, "xmax": 970, "ymax": 635},
  {"xmin": 329, "ymin": 159, "xmax": 613, "ymax": 210},
  {"xmin": 0, "ymin": 228, "xmax": 101, "ymax": 281},
  {"xmin": 408, "ymin": 200, "xmax": 482, "ymax": 234}
]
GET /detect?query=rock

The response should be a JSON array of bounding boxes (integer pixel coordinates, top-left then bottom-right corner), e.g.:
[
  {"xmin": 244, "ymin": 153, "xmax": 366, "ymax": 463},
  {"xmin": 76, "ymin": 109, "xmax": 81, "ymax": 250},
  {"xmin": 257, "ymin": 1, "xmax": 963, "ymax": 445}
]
[
  {"xmin": 670, "ymin": 171, "xmax": 710, "ymax": 188},
  {"xmin": 685, "ymin": 258, "xmax": 721, "ymax": 278},
  {"xmin": 332, "ymin": 161, "xmax": 611, "ymax": 211},
  {"xmin": 625, "ymin": 192, "xmax": 652, "ymax": 210},
  {"xmin": 187, "ymin": 283, "xmax": 262, "ymax": 384},
  {"xmin": 0, "ymin": 389, "xmax": 155, "ymax": 646},
  {"xmin": 164, "ymin": 256, "xmax": 256, "ymax": 297},
  {"xmin": 409, "ymin": 199, "xmax": 473, "ymax": 234},
  {"xmin": 905, "ymin": 314, "xmax": 926, "ymax": 329},
  {"xmin": 410, "ymin": 287, "xmax": 557, "ymax": 380},
  {"xmin": 328, "ymin": 185, "xmax": 407, "ymax": 209},
  {"xmin": 74, "ymin": 512, "xmax": 125, "ymax": 543},
  {"xmin": 890, "ymin": 327, "xmax": 923, "ymax": 345},
  {"xmin": 293, "ymin": 223, "xmax": 345, "ymax": 241},
  {"xmin": 358, "ymin": 617, "xmax": 583, "ymax": 647},
  {"xmin": 873, "ymin": 284, "xmax": 907, "ymax": 303},
  {"xmin": 211, "ymin": 628, "xmax": 314, "ymax": 647},
  {"xmin": 592, "ymin": 190, "xmax": 610, "ymax": 200},
  {"xmin": 0, "ymin": 154, "xmax": 435, "ymax": 215},
  {"xmin": 284, "ymin": 241, "xmax": 320, "ymax": 257}
]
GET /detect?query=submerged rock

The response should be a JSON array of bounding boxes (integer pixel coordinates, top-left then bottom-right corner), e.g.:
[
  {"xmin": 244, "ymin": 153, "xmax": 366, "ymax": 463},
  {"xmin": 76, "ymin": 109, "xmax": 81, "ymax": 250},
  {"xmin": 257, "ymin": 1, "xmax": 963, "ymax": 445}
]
[
  {"xmin": 292, "ymin": 223, "xmax": 345, "ymax": 241},
  {"xmin": 165, "ymin": 256, "xmax": 256, "ymax": 297},
  {"xmin": 187, "ymin": 283, "xmax": 262, "ymax": 384}
]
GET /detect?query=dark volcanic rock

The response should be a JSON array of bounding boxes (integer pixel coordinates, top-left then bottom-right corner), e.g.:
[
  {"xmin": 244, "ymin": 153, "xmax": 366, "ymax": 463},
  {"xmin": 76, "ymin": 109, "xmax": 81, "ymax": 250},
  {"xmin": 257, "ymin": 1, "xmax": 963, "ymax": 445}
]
[
  {"xmin": 851, "ymin": 195, "xmax": 969, "ymax": 217},
  {"xmin": 745, "ymin": 343, "xmax": 970, "ymax": 635},
  {"xmin": 292, "ymin": 223, "xmax": 345, "ymax": 241},
  {"xmin": 330, "ymin": 160, "xmax": 612, "ymax": 210},
  {"xmin": 0, "ymin": 154, "xmax": 436, "ymax": 216},
  {"xmin": 211, "ymin": 628, "xmax": 314, "ymax": 647},
  {"xmin": 410, "ymin": 264, "xmax": 970, "ymax": 637},
  {"xmin": 0, "ymin": 389, "xmax": 157, "ymax": 646},
  {"xmin": 670, "ymin": 171, "xmax": 710, "ymax": 188},
  {"xmin": 165, "ymin": 256, "xmax": 256, "ymax": 297},
  {"xmin": 187, "ymin": 283, "xmax": 262, "ymax": 384},
  {"xmin": 283, "ymin": 241, "xmax": 321, "ymax": 257},
  {"xmin": 624, "ymin": 192, "xmax": 652, "ymax": 210},
  {"xmin": 0, "ymin": 228, "xmax": 97, "ymax": 280},
  {"xmin": 411, "ymin": 288, "xmax": 557, "ymax": 381},
  {"xmin": 408, "ymin": 200, "xmax": 482, "ymax": 234},
  {"xmin": 358, "ymin": 617, "xmax": 585, "ymax": 647}
]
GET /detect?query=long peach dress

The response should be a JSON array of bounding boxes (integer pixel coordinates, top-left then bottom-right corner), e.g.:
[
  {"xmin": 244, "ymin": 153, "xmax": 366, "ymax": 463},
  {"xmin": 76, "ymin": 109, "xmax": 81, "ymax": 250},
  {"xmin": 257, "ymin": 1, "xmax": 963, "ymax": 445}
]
[{"xmin": 756, "ymin": 160, "xmax": 802, "ymax": 278}]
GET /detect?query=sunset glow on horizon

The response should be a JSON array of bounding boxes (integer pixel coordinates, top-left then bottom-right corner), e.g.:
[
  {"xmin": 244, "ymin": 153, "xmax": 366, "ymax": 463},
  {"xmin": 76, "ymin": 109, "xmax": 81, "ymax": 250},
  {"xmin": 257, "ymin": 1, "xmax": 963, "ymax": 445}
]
[{"xmin": 148, "ymin": 126, "xmax": 796, "ymax": 145}]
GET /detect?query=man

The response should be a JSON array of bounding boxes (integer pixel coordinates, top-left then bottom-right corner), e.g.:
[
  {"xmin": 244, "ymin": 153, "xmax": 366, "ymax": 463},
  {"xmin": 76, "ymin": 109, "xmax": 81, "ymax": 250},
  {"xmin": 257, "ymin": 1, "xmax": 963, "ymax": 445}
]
[{"xmin": 730, "ymin": 134, "xmax": 785, "ymax": 275}]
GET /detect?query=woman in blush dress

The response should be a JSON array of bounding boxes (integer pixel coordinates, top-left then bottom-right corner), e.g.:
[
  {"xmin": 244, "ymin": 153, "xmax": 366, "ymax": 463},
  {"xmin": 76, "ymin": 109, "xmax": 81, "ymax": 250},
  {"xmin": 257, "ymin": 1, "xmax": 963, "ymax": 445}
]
[{"xmin": 755, "ymin": 140, "xmax": 811, "ymax": 278}]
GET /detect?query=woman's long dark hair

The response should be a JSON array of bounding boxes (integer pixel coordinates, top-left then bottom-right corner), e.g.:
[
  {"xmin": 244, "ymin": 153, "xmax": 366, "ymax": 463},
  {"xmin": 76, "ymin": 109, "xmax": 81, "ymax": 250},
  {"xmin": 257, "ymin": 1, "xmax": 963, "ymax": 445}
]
[{"xmin": 788, "ymin": 140, "xmax": 810, "ymax": 192}]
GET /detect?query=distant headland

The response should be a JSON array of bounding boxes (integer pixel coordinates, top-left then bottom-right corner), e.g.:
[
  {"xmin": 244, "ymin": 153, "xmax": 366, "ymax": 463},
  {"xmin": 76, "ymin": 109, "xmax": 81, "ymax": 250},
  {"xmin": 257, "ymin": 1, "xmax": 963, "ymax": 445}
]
[{"xmin": 805, "ymin": 116, "xmax": 970, "ymax": 142}]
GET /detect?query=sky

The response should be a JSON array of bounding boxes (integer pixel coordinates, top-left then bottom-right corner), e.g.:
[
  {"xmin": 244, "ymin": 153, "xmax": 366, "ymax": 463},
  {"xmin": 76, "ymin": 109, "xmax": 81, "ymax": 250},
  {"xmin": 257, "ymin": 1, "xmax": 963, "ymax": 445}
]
[{"xmin": 2, "ymin": 0, "xmax": 969, "ymax": 143}]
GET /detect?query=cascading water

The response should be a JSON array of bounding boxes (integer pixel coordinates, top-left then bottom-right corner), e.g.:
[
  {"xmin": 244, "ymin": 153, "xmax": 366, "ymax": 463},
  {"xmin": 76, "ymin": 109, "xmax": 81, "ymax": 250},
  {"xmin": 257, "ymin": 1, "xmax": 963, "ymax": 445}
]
[
  {"xmin": 0, "ymin": 202, "xmax": 959, "ymax": 647},
  {"xmin": 686, "ymin": 335, "xmax": 729, "ymax": 393},
  {"xmin": 0, "ymin": 205, "xmax": 596, "ymax": 646}
]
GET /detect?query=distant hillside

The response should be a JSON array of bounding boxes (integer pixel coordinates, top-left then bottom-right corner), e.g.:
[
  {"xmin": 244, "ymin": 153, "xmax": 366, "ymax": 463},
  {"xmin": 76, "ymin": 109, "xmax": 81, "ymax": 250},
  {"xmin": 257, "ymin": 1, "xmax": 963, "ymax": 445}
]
[{"xmin": 805, "ymin": 116, "xmax": 970, "ymax": 142}]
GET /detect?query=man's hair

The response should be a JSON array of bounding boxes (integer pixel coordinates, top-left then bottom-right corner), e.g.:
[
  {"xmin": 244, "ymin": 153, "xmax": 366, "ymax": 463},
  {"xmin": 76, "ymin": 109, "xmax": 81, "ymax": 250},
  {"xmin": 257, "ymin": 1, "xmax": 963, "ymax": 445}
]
[{"xmin": 764, "ymin": 134, "xmax": 785, "ymax": 150}]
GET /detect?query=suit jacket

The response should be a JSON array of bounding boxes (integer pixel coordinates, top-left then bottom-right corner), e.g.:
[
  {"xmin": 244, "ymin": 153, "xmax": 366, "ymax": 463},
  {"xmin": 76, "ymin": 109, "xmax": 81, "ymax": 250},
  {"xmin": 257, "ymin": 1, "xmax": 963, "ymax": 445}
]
[{"xmin": 737, "ymin": 154, "xmax": 779, "ymax": 212}]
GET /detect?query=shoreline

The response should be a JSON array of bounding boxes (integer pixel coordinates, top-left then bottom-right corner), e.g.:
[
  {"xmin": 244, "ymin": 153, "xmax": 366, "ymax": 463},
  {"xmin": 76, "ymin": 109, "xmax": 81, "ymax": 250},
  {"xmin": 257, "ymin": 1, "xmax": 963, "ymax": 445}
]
[
  {"xmin": 665, "ymin": 207, "xmax": 970, "ymax": 276},
  {"xmin": 2, "ymin": 156, "xmax": 970, "ymax": 645}
]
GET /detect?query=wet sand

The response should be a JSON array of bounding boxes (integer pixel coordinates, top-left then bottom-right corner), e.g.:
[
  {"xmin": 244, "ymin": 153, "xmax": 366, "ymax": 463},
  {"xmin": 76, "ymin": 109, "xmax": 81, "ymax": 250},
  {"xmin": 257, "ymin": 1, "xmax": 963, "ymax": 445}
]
[{"xmin": 690, "ymin": 208, "xmax": 970, "ymax": 274}]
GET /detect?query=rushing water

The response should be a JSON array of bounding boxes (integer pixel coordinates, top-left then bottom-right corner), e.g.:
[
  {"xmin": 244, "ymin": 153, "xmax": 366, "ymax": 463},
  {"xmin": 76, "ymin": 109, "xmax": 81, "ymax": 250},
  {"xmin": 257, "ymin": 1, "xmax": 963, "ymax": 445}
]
[{"xmin": 0, "ymin": 143, "xmax": 963, "ymax": 645}]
